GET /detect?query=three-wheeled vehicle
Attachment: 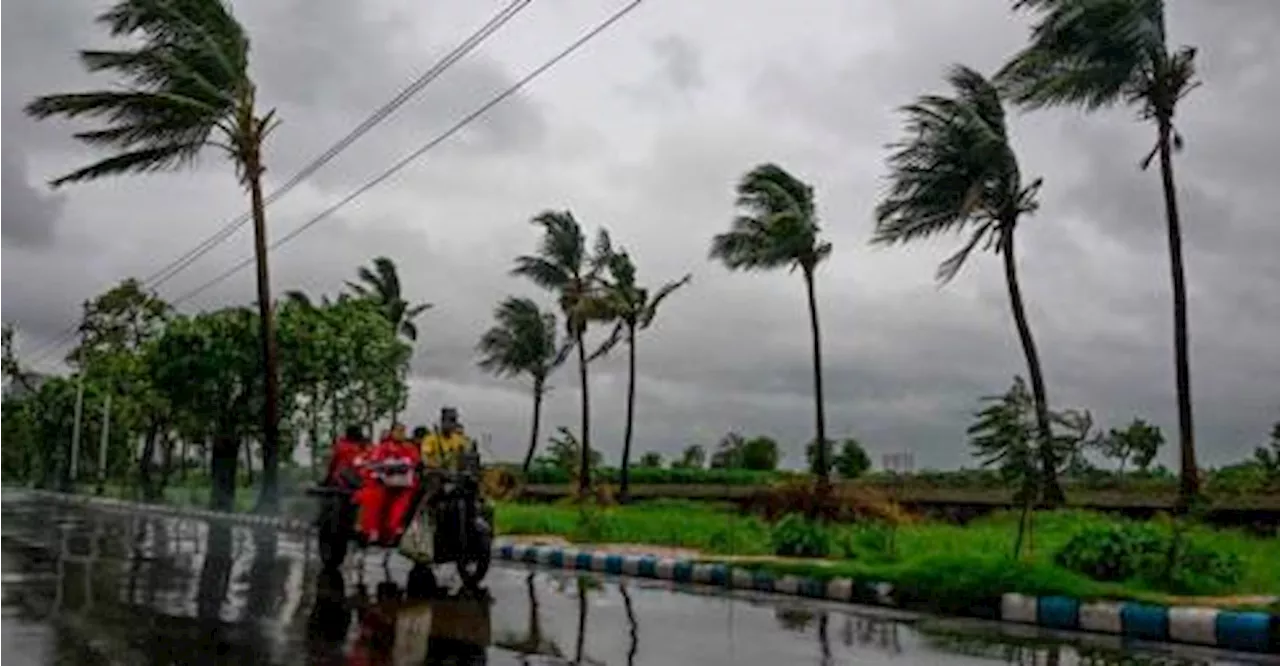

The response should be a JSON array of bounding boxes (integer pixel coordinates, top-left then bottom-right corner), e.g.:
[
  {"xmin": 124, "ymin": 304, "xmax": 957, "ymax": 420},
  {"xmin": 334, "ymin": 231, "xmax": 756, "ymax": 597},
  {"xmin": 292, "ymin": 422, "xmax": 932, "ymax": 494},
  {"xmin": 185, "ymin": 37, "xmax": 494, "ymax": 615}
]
[{"xmin": 309, "ymin": 445, "xmax": 494, "ymax": 591}]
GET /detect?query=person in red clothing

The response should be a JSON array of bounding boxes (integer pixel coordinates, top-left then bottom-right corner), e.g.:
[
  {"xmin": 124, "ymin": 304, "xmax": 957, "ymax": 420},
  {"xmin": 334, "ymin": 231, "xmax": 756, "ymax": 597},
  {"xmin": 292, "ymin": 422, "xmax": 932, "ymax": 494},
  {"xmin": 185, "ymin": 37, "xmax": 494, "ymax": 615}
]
[
  {"xmin": 358, "ymin": 423, "xmax": 421, "ymax": 545},
  {"xmin": 326, "ymin": 425, "xmax": 370, "ymax": 487}
]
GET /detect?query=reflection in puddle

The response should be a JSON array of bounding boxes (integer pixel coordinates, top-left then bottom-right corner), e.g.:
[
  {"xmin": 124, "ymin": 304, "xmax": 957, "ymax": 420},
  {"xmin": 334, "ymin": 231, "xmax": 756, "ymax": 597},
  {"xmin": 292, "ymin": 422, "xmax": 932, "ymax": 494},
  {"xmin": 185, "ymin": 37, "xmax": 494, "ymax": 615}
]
[{"xmin": 1, "ymin": 500, "xmax": 1265, "ymax": 666}]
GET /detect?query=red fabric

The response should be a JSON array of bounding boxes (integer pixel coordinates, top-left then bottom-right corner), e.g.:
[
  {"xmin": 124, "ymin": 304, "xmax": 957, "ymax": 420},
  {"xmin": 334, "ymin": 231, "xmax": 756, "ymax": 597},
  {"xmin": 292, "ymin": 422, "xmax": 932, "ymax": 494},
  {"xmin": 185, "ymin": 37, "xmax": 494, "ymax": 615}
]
[
  {"xmin": 325, "ymin": 438, "xmax": 367, "ymax": 485},
  {"xmin": 355, "ymin": 437, "xmax": 421, "ymax": 543}
]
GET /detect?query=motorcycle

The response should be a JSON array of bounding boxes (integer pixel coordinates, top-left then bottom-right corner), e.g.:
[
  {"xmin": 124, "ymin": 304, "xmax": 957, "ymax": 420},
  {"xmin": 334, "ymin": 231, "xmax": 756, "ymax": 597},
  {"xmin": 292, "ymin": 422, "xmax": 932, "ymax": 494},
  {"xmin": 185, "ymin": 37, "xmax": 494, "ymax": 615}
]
[{"xmin": 309, "ymin": 446, "xmax": 494, "ymax": 591}]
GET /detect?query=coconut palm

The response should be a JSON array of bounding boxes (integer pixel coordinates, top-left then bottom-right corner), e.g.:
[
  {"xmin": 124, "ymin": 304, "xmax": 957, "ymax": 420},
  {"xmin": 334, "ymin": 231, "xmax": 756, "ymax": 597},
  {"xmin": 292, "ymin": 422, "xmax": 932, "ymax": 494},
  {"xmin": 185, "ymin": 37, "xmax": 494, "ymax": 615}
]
[
  {"xmin": 591, "ymin": 245, "xmax": 691, "ymax": 501},
  {"xmin": 25, "ymin": 0, "xmax": 285, "ymax": 512},
  {"xmin": 995, "ymin": 0, "xmax": 1202, "ymax": 505},
  {"xmin": 512, "ymin": 211, "xmax": 609, "ymax": 495},
  {"xmin": 345, "ymin": 256, "xmax": 432, "ymax": 342},
  {"xmin": 874, "ymin": 65, "xmax": 1064, "ymax": 506},
  {"xmin": 477, "ymin": 297, "xmax": 571, "ymax": 473},
  {"xmin": 710, "ymin": 163, "xmax": 833, "ymax": 489}
]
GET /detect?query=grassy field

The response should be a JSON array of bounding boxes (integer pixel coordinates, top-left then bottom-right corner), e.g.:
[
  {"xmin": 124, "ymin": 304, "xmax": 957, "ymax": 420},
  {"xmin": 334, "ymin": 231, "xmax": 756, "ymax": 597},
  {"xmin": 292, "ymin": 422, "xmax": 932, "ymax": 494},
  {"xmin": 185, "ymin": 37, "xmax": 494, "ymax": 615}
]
[{"xmin": 495, "ymin": 499, "xmax": 1280, "ymax": 612}]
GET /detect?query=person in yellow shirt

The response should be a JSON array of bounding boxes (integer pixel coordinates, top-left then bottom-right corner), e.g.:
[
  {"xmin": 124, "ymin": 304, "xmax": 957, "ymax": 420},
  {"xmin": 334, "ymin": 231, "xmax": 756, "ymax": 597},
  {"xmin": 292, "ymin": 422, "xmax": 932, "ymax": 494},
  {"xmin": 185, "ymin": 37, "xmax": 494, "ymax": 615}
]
[{"xmin": 421, "ymin": 407, "xmax": 469, "ymax": 469}]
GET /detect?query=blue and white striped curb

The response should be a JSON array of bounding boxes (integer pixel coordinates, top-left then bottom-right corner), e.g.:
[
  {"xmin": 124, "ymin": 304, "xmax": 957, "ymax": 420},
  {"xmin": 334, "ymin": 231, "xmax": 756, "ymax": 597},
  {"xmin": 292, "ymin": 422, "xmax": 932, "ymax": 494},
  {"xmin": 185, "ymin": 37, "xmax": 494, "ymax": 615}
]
[
  {"xmin": 23, "ymin": 490, "xmax": 316, "ymax": 534},
  {"xmin": 495, "ymin": 543, "xmax": 1277, "ymax": 655}
]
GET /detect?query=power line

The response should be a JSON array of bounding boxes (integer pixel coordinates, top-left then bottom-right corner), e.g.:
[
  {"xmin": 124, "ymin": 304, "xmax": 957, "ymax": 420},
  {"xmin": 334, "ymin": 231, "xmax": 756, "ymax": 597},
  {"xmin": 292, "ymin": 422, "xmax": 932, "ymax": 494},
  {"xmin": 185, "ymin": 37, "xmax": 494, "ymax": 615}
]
[
  {"xmin": 22, "ymin": 0, "xmax": 535, "ymax": 368},
  {"xmin": 171, "ymin": 0, "xmax": 647, "ymax": 308}
]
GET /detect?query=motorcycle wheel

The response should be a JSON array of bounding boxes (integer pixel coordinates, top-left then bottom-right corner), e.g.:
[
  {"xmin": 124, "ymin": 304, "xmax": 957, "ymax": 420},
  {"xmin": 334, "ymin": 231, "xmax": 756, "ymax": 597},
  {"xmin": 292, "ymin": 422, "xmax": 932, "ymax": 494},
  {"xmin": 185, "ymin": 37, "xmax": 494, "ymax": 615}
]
[
  {"xmin": 406, "ymin": 564, "xmax": 440, "ymax": 599},
  {"xmin": 317, "ymin": 496, "xmax": 352, "ymax": 571},
  {"xmin": 456, "ymin": 524, "xmax": 492, "ymax": 589}
]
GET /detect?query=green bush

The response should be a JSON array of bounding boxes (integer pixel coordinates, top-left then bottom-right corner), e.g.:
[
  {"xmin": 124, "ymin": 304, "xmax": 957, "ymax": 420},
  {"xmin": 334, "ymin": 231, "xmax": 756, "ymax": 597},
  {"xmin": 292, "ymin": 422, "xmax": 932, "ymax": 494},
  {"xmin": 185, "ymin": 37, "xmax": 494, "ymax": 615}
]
[
  {"xmin": 771, "ymin": 513, "xmax": 831, "ymax": 558},
  {"xmin": 841, "ymin": 523, "xmax": 897, "ymax": 561},
  {"xmin": 1054, "ymin": 522, "xmax": 1244, "ymax": 594}
]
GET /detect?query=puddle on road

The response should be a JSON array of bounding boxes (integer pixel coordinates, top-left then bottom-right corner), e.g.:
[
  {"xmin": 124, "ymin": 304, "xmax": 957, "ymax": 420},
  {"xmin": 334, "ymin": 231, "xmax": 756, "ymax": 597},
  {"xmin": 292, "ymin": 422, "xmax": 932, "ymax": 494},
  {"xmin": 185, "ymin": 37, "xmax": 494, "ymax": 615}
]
[{"xmin": 0, "ymin": 498, "xmax": 1271, "ymax": 666}]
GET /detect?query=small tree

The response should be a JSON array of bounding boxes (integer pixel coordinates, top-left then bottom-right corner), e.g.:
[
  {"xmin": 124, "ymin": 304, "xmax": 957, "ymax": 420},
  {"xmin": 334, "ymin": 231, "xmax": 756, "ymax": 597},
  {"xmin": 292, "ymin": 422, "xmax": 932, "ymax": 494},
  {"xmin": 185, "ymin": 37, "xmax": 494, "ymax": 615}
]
[
  {"xmin": 1098, "ymin": 418, "xmax": 1165, "ymax": 475},
  {"xmin": 709, "ymin": 432, "xmax": 745, "ymax": 469},
  {"xmin": 1255, "ymin": 421, "xmax": 1280, "ymax": 481},
  {"xmin": 835, "ymin": 439, "xmax": 872, "ymax": 479},
  {"xmin": 637, "ymin": 452, "xmax": 663, "ymax": 469},
  {"xmin": 741, "ymin": 436, "xmax": 780, "ymax": 472},
  {"xmin": 674, "ymin": 445, "xmax": 706, "ymax": 470}
]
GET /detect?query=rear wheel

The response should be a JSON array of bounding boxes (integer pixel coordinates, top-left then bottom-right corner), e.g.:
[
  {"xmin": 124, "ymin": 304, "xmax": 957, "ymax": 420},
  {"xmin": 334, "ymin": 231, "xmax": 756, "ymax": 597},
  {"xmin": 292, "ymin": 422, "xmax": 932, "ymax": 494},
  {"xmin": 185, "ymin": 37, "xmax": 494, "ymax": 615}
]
[
  {"xmin": 406, "ymin": 564, "xmax": 440, "ymax": 599},
  {"xmin": 317, "ymin": 496, "xmax": 352, "ymax": 571},
  {"xmin": 456, "ymin": 521, "xmax": 492, "ymax": 589}
]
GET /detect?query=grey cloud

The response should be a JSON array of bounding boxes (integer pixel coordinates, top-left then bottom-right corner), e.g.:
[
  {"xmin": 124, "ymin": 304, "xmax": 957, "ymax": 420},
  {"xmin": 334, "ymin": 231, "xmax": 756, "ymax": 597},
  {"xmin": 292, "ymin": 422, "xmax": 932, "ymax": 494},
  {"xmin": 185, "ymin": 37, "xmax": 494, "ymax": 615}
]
[
  {"xmin": 651, "ymin": 35, "xmax": 704, "ymax": 94},
  {"xmin": 1, "ymin": 146, "xmax": 65, "ymax": 248}
]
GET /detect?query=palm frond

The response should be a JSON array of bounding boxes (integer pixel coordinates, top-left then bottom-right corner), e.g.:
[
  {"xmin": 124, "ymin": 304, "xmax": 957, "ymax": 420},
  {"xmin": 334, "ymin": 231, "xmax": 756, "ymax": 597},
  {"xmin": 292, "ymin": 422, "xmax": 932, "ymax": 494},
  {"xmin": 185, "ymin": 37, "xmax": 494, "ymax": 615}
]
[
  {"xmin": 640, "ymin": 274, "xmax": 692, "ymax": 329},
  {"xmin": 586, "ymin": 321, "xmax": 625, "ymax": 362},
  {"xmin": 512, "ymin": 256, "xmax": 570, "ymax": 292},
  {"xmin": 372, "ymin": 256, "xmax": 401, "ymax": 301},
  {"xmin": 46, "ymin": 144, "xmax": 205, "ymax": 187}
]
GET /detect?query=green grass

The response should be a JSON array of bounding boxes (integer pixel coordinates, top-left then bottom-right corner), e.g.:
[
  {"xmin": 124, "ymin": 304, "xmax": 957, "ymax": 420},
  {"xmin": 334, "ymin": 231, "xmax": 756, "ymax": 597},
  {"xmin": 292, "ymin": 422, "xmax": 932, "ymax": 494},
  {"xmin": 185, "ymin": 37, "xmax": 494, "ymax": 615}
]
[{"xmin": 494, "ymin": 500, "xmax": 1280, "ymax": 610}]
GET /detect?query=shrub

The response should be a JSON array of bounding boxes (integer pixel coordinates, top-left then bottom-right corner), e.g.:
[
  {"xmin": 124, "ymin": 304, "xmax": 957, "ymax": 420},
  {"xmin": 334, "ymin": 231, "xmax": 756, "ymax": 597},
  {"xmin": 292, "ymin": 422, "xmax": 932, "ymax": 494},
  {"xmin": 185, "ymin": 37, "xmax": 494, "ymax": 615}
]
[
  {"xmin": 840, "ymin": 523, "xmax": 897, "ymax": 561},
  {"xmin": 1054, "ymin": 522, "xmax": 1245, "ymax": 594},
  {"xmin": 771, "ymin": 513, "xmax": 832, "ymax": 558},
  {"xmin": 748, "ymin": 478, "xmax": 913, "ymax": 524}
]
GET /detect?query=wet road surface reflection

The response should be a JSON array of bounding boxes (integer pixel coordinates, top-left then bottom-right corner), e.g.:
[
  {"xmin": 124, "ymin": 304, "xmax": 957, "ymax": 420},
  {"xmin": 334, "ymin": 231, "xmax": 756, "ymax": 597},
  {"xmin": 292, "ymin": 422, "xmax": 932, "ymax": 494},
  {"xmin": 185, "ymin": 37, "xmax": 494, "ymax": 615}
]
[{"xmin": 1, "ymin": 495, "xmax": 1272, "ymax": 665}]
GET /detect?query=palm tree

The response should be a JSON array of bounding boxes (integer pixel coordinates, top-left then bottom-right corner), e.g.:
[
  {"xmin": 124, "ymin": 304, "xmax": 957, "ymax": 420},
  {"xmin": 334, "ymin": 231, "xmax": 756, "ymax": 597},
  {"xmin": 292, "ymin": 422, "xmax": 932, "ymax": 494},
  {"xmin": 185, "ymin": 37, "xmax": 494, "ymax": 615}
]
[
  {"xmin": 25, "ymin": 0, "xmax": 285, "ymax": 512},
  {"xmin": 512, "ymin": 211, "xmax": 609, "ymax": 495},
  {"xmin": 477, "ymin": 297, "xmax": 571, "ymax": 473},
  {"xmin": 710, "ymin": 164, "xmax": 833, "ymax": 490},
  {"xmin": 873, "ymin": 65, "xmax": 1064, "ymax": 506},
  {"xmin": 346, "ymin": 256, "xmax": 433, "ymax": 341},
  {"xmin": 995, "ymin": 0, "xmax": 1202, "ymax": 505},
  {"xmin": 591, "ymin": 245, "xmax": 691, "ymax": 501}
]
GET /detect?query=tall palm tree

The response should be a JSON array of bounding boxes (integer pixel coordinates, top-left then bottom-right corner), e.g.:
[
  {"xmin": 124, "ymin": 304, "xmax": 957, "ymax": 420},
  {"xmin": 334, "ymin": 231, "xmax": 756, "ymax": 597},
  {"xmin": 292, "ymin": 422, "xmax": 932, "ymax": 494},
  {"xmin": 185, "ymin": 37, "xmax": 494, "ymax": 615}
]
[
  {"xmin": 477, "ymin": 297, "xmax": 571, "ymax": 473},
  {"xmin": 591, "ymin": 245, "xmax": 691, "ymax": 501},
  {"xmin": 710, "ymin": 164, "xmax": 833, "ymax": 490},
  {"xmin": 512, "ymin": 211, "xmax": 607, "ymax": 496},
  {"xmin": 25, "ymin": 0, "xmax": 286, "ymax": 512},
  {"xmin": 874, "ymin": 65, "xmax": 1064, "ymax": 506},
  {"xmin": 995, "ymin": 0, "xmax": 1202, "ymax": 505},
  {"xmin": 346, "ymin": 256, "xmax": 433, "ymax": 341}
]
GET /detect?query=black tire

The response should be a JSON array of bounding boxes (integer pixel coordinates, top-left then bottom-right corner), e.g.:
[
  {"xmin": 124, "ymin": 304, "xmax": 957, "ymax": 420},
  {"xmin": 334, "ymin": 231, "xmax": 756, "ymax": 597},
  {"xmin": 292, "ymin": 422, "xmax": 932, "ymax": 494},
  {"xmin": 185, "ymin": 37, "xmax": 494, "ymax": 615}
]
[
  {"xmin": 456, "ymin": 523, "xmax": 492, "ymax": 589},
  {"xmin": 317, "ymin": 497, "xmax": 352, "ymax": 571}
]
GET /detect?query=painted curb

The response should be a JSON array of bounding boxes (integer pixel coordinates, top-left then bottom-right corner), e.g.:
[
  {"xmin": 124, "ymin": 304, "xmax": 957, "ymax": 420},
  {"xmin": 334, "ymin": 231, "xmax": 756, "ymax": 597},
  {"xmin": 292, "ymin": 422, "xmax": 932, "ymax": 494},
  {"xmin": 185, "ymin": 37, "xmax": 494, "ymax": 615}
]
[
  {"xmin": 493, "ymin": 543, "xmax": 1277, "ymax": 655},
  {"xmin": 16, "ymin": 490, "xmax": 1277, "ymax": 654}
]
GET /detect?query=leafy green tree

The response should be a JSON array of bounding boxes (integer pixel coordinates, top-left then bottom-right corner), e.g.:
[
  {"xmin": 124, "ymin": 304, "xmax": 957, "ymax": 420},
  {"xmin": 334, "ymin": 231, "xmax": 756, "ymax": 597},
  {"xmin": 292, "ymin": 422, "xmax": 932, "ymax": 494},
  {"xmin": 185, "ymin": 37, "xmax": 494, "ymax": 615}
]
[
  {"xmin": 477, "ymin": 297, "xmax": 570, "ymax": 473},
  {"xmin": 875, "ymin": 65, "xmax": 1062, "ymax": 506},
  {"xmin": 26, "ymin": 0, "xmax": 287, "ymax": 512},
  {"xmin": 807, "ymin": 438, "xmax": 870, "ymax": 479},
  {"xmin": 711, "ymin": 164, "xmax": 833, "ymax": 488},
  {"xmin": 1098, "ymin": 418, "xmax": 1165, "ymax": 475},
  {"xmin": 997, "ymin": 0, "xmax": 1203, "ymax": 507},
  {"xmin": 673, "ymin": 444, "xmax": 706, "ymax": 469},
  {"xmin": 541, "ymin": 426, "xmax": 601, "ymax": 477},
  {"xmin": 637, "ymin": 452, "xmax": 663, "ymax": 469},
  {"xmin": 591, "ymin": 244, "xmax": 691, "ymax": 500},
  {"xmin": 741, "ymin": 436, "xmax": 780, "ymax": 472},
  {"xmin": 513, "ymin": 211, "xmax": 611, "ymax": 495},
  {"xmin": 709, "ymin": 432, "xmax": 745, "ymax": 469},
  {"xmin": 968, "ymin": 377, "xmax": 1039, "ymax": 556},
  {"xmin": 346, "ymin": 256, "xmax": 432, "ymax": 341}
]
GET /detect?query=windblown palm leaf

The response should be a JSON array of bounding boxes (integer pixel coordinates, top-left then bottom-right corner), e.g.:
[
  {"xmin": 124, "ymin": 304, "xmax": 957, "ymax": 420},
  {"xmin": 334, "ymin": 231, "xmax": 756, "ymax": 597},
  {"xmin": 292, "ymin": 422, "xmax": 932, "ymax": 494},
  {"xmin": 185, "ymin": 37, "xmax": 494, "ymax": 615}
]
[
  {"xmin": 875, "ymin": 65, "xmax": 1041, "ymax": 283},
  {"xmin": 346, "ymin": 256, "xmax": 432, "ymax": 341},
  {"xmin": 477, "ymin": 297, "xmax": 569, "ymax": 380},
  {"xmin": 24, "ymin": 0, "xmax": 268, "ymax": 188}
]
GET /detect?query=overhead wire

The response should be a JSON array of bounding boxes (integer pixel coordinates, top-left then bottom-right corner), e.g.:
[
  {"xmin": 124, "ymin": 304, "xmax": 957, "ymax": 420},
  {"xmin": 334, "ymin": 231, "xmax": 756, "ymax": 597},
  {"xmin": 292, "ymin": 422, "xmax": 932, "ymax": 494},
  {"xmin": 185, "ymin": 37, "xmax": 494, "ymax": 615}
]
[
  {"xmin": 21, "ymin": 0, "xmax": 536, "ymax": 368},
  {"xmin": 170, "ymin": 0, "xmax": 647, "ymax": 308}
]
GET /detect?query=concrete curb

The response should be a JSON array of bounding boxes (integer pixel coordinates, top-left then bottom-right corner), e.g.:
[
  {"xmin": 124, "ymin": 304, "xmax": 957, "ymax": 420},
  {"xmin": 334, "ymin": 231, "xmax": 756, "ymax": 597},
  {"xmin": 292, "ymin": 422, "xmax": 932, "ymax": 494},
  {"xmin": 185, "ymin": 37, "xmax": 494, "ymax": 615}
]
[
  {"xmin": 492, "ymin": 542, "xmax": 1277, "ymax": 655},
  {"xmin": 19, "ymin": 490, "xmax": 1277, "ymax": 654}
]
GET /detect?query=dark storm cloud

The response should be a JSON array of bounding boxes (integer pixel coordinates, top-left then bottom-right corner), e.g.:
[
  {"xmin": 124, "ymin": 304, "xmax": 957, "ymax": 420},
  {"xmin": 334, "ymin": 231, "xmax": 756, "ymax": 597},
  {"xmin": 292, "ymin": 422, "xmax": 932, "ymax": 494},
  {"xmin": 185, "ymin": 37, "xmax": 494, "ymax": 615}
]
[
  {"xmin": 651, "ymin": 35, "xmax": 704, "ymax": 94},
  {"xmin": 1, "ymin": 146, "xmax": 65, "ymax": 248}
]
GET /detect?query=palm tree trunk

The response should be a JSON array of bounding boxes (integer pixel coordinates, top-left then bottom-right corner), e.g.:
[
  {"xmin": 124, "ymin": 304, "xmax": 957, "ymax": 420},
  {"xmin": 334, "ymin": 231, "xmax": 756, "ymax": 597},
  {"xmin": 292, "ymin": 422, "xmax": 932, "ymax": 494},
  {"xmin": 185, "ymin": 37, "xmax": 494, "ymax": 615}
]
[
  {"xmin": 803, "ymin": 265, "xmax": 829, "ymax": 494},
  {"xmin": 1157, "ymin": 116, "xmax": 1199, "ymax": 509},
  {"xmin": 999, "ymin": 228, "xmax": 1063, "ymax": 506},
  {"xmin": 576, "ymin": 331, "xmax": 592, "ymax": 495},
  {"xmin": 523, "ymin": 377, "xmax": 545, "ymax": 474},
  {"xmin": 247, "ymin": 144, "xmax": 282, "ymax": 515},
  {"xmin": 620, "ymin": 327, "xmax": 638, "ymax": 503}
]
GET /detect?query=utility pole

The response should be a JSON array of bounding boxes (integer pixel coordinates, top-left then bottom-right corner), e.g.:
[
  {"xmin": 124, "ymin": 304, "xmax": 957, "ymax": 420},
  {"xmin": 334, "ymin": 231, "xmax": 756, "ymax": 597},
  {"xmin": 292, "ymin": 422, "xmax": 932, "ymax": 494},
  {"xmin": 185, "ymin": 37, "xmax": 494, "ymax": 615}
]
[
  {"xmin": 96, "ymin": 393, "xmax": 112, "ymax": 495},
  {"xmin": 69, "ymin": 373, "xmax": 85, "ymax": 490}
]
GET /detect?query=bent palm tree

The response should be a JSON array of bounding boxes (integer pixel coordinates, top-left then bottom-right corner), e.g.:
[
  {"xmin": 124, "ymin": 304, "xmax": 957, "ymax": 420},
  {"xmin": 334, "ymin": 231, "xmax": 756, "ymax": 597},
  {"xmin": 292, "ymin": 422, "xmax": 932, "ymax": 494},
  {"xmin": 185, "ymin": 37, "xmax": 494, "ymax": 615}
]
[
  {"xmin": 710, "ymin": 164, "xmax": 833, "ymax": 490},
  {"xmin": 477, "ymin": 297, "xmax": 571, "ymax": 473},
  {"xmin": 346, "ymin": 256, "xmax": 432, "ymax": 341},
  {"xmin": 513, "ymin": 211, "xmax": 608, "ymax": 495},
  {"xmin": 25, "ymin": 0, "xmax": 285, "ymax": 512},
  {"xmin": 996, "ymin": 0, "xmax": 1202, "ymax": 505},
  {"xmin": 592, "ymin": 246, "xmax": 691, "ymax": 501},
  {"xmin": 874, "ymin": 65, "xmax": 1064, "ymax": 506}
]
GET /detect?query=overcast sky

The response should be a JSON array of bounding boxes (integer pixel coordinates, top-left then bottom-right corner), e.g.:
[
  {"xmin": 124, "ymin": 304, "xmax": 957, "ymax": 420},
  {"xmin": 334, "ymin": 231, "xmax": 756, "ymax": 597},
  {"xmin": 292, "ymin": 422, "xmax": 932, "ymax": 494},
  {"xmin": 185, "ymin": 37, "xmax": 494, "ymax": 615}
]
[{"xmin": 3, "ymin": 0, "xmax": 1277, "ymax": 470}]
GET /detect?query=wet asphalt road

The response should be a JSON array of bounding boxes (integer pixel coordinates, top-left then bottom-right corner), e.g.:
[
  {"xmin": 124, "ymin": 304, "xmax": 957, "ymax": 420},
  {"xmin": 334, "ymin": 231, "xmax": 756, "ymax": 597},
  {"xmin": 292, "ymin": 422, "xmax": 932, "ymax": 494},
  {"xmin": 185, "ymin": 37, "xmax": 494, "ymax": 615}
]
[{"xmin": 1, "ymin": 494, "xmax": 1275, "ymax": 666}]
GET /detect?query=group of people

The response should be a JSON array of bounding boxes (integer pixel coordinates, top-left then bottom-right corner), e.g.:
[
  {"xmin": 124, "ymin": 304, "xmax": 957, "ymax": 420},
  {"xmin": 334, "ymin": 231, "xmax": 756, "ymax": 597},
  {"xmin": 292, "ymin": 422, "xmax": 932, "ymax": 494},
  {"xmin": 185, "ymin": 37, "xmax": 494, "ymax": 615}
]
[{"xmin": 326, "ymin": 407, "xmax": 472, "ymax": 546}]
